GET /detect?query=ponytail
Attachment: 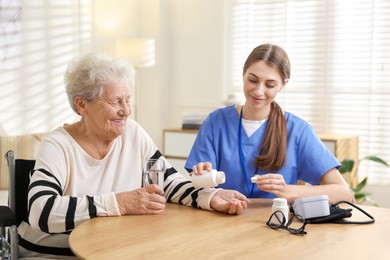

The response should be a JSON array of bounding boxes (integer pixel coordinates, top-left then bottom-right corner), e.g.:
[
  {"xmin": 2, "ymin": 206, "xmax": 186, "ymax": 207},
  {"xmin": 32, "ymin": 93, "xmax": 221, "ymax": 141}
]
[{"xmin": 254, "ymin": 101, "xmax": 287, "ymax": 172}]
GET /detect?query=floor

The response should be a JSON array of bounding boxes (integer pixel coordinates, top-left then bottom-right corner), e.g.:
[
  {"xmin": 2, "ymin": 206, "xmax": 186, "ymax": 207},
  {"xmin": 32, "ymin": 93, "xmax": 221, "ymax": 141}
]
[{"xmin": 0, "ymin": 190, "xmax": 8, "ymax": 205}]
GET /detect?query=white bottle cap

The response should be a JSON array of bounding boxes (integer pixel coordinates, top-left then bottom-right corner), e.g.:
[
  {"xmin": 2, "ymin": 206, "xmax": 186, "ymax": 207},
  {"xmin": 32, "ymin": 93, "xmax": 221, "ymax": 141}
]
[
  {"xmin": 273, "ymin": 198, "xmax": 288, "ymax": 206},
  {"xmin": 250, "ymin": 176, "xmax": 258, "ymax": 183},
  {"xmin": 216, "ymin": 171, "xmax": 226, "ymax": 184}
]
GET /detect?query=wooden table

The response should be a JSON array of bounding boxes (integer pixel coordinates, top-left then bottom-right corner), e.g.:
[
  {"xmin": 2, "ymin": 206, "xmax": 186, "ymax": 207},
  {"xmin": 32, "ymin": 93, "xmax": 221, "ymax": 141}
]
[{"xmin": 69, "ymin": 199, "xmax": 390, "ymax": 259}]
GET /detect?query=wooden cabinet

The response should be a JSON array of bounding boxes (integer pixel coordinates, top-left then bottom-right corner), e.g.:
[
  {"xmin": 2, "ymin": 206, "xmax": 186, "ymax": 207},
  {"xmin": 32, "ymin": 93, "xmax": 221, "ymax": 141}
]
[
  {"xmin": 163, "ymin": 129, "xmax": 198, "ymax": 159},
  {"xmin": 163, "ymin": 129, "xmax": 359, "ymax": 187},
  {"xmin": 162, "ymin": 129, "xmax": 198, "ymax": 179},
  {"xmin": 318, "ymin": 133, "xmax": 359, "ymax": 188}
]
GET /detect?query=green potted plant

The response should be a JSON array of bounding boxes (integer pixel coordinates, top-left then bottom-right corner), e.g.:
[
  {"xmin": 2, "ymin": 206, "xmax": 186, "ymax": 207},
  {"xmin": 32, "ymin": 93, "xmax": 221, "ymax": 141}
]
[{"xmin": 339, "ymin": 156, "xmax": 390, "ymax": 206}]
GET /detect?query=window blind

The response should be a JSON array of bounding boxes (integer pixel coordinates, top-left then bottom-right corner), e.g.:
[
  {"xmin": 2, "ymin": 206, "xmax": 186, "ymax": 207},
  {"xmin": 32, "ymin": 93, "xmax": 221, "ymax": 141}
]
[
  {"xmin": 0, "ymin": 0, "xmax": 93, "ymax": 135},
  {"xmin": 229, "ymin": 0, "xmax": 390, "ymax": 184}
]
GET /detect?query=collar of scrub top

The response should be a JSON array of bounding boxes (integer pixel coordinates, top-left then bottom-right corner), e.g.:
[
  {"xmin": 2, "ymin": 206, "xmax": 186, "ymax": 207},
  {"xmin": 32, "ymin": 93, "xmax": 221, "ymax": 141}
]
[{"xmin": 238, "ymin": 106, "xmax": 258, "ymax": 198}]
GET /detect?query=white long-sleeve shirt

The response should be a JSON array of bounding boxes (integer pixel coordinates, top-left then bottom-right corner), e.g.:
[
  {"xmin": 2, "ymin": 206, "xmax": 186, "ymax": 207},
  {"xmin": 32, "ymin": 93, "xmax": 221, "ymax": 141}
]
[{"xmin": 18, "ymin": 120, "xmax": 218, "ymax": 258}]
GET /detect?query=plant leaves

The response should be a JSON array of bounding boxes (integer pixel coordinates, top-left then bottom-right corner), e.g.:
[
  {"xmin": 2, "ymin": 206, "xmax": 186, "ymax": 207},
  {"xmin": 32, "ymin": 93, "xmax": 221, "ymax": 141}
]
[
  {"xmin": 339, "ymin": 159, "xmax": 355, "ymax": 174},
  {"xmin": 361, "ymin": 155, "xmax": 390, "ymax": 167},
  {"xmin": 339, "ymin": 155, "xmax": 389, "ymax": 207},
  {"xmin": 353, "ymin": 177, "xmax": 368, "ymax": 192},
  {"xmin": 354, "ymin": 191, "xmax": 371, "ymax": 200}
]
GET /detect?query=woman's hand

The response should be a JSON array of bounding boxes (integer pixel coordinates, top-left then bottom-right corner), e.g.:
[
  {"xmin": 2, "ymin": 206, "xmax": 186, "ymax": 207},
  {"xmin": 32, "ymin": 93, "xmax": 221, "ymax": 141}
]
[
  {"xmin": 115, "ymin": 184, "xmax": 166, "ymax": 215},
  {"xmin": 253, "ymin": 173, "xmax": 289, "ymax": 198},
  {"xmin": 253, "ymin": 170, "xmax": 353, "ymax": 203},
  {"xmin": 191, "ymin": 162, "xmax": 213, "ymax": 176},
  {"xmin": 210, "ymin": 190, "xmax": 251, "ymax": 215}
]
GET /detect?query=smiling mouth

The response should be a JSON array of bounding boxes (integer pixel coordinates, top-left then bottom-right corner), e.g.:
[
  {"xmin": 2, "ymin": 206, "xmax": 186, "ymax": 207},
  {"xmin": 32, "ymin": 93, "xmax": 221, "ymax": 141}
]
[
  {"xmin": 252, "ymin": 96, "xmax": 265, "ymax": 102},
  {"xmin": 112, "ymin": 119, "xmax": 125, "ymax": 125}
]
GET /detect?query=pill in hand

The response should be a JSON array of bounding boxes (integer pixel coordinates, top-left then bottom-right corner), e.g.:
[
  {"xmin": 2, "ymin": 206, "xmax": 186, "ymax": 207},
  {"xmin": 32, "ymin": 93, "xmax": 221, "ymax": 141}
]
[{"xmin": 250, "ymin": 176, "xmax": 258, "ymax": 183}]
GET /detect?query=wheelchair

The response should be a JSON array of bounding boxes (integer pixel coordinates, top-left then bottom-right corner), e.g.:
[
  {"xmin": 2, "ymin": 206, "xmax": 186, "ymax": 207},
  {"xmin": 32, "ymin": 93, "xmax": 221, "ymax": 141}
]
[{"xmin": 0, "ymin": 150, "xmax": 35, "ymax": 259}]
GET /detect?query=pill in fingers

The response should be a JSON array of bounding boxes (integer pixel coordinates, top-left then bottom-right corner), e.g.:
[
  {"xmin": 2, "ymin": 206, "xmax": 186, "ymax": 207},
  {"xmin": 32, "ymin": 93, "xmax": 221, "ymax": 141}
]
[{"xmin": 251, "ymin": 176, "xmax": 257, "ymax": 183}]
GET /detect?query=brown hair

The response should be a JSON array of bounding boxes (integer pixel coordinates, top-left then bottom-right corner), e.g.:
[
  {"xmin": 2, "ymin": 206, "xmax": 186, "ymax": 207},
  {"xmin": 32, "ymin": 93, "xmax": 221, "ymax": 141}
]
[{"xmin": 243, "ymin": 44, "xmax": 290, "ymax": 172}]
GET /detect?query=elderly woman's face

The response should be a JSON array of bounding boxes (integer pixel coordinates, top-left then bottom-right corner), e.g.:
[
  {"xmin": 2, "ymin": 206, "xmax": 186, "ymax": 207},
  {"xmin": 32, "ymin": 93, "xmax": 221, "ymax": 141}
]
[{"xmin": 83, "ymin": 79, "xmax": 131, "ymax": 140}]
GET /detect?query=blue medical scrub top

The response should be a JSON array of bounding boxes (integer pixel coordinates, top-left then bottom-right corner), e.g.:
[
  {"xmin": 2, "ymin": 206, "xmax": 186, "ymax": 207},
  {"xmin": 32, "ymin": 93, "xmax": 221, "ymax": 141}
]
[{"xmin": 185, "ymin": 105, "xmax": 340, "ymax": 198}]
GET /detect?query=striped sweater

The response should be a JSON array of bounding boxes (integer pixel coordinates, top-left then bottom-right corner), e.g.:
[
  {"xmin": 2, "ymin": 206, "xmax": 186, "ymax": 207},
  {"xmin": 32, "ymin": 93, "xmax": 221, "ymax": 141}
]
[{"xmin": 18, "ymin": 120, "xmax": 218, "ymax": 258}]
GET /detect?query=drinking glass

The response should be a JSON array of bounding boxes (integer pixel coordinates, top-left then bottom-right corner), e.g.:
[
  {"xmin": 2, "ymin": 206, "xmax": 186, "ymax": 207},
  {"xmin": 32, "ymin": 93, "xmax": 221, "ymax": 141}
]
[{"xmin": 142, "ymin": 158, "xmax": 164, "ymax": 188}]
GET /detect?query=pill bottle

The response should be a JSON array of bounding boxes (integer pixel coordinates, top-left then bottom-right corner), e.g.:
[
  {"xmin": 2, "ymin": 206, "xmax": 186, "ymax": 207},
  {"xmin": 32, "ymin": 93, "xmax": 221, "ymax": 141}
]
[
  {"xmin": 191, "ymin": 170, "xmax": 226, "ymax": 188},
  {"xmin": 271, "ymin": 198, "xmax": 289, "ymax": 225}
]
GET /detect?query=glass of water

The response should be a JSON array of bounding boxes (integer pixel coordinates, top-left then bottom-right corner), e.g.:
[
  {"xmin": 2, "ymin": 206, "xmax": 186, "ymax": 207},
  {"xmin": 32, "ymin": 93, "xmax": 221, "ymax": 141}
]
[{"xmin": 143, "ymin": 158, "xmax": 164, "ymax": 188}]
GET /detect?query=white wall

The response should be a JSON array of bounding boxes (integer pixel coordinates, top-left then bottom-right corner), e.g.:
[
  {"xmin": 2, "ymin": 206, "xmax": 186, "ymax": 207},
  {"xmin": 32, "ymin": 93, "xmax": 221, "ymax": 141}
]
[
  {"xmin": 166, "ymin": 0, "xmax": 227, "ymax": 130},
  {"xmin": 93, "ymin": 1, "xmax": 138, "ymax": 53},
  {"xmin": 94, "ymin": 0, "xmax": 227, "ymax": 148},
  {"xmin": 137, "ymin": 0, "xmax": 168, "ymax": 149},
  {"xmin": 364, "ymin": 184, "xmax": 390, "ymax": 208},
  {"xmin": 146, "ymin": 0, "xmax": 228, "ymax": 148}
]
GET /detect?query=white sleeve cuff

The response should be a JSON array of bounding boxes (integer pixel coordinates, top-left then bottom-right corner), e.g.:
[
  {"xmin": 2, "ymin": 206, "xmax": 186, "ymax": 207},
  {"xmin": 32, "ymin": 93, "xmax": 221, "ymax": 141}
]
[
  {"xmin": 96, "ymin": 192, "xmax": 121, "ymax": 217},
  {"xmin": 197, "ymin": 188, "xmax": 221, "ymax": 210}
]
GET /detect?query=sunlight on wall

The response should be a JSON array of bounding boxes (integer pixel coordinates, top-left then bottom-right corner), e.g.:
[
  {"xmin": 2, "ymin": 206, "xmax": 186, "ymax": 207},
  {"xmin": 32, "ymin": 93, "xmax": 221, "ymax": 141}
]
[
  {"xmin": 0, "ymin": 0, "xmax": 91, "ymax": 136},
  {"xmin": 94, "ymin": 1, "xmax": 136, "ymax": 36}
]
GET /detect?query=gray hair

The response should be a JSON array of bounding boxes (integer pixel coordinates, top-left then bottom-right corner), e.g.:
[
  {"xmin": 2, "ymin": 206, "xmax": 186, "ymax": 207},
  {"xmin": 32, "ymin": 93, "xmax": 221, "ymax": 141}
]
[{"xmin": 64, "ymin": 52, "xmax": 135, "ymax": 114}]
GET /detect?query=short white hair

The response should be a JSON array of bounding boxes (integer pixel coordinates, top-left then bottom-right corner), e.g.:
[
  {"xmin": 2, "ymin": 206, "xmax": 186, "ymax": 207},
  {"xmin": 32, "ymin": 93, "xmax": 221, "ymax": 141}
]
[{"xmin": 64, "ymin": 52, "xmax": 135, "ymax": 114}]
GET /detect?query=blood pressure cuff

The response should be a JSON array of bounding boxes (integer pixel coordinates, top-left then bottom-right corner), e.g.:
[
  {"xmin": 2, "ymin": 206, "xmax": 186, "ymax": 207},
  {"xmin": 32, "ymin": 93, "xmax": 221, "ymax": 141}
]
[{"xmin": 304, "ymin": 201, "xmax": 374, "ymax": 224}]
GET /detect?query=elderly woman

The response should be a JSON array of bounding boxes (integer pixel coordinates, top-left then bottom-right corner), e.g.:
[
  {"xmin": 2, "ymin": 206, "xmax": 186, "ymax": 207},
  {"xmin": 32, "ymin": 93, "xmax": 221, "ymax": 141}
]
[{"xmin": 18, "ymin": 53, "xmax": 250, "ymax": 258}]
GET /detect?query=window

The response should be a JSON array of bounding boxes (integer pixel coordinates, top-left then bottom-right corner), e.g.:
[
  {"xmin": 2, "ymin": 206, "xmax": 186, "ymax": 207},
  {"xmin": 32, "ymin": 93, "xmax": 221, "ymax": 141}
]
[
  {"xmin": 228, "ymin": 0, "xmax": 390, "ymax": 184},
  {"xmin": 0, "ymin": 0, "xmax": 93, "ymax": 135}
]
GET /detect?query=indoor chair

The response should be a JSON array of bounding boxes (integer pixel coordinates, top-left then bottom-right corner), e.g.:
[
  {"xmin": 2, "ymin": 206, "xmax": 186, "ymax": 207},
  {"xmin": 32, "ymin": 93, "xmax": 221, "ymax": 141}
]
[{"xmin": 0, "ymin": 150, "xmax": 35, "ymax": 259}]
